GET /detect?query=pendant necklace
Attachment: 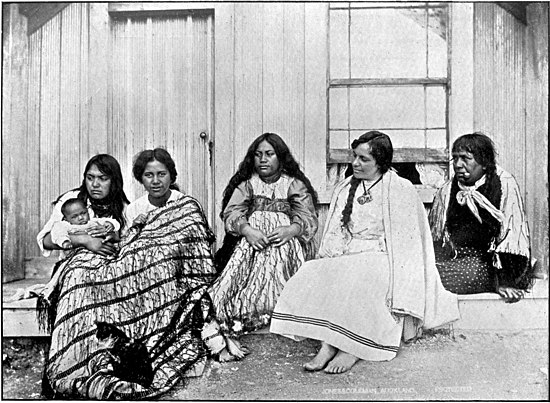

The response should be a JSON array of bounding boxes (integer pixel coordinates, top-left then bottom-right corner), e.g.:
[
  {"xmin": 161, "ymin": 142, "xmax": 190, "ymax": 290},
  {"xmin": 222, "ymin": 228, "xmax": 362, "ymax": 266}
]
[{"xmin": 357, "ymin": 175, "xmax": 383, "ymax": 205}]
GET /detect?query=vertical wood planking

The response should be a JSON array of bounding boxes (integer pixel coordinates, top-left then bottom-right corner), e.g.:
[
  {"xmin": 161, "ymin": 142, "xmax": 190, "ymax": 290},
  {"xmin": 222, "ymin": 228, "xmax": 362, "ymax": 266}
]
[
  {"xmin": 525, "ymin": 4, "xmax": 549, "ymax": 273},
  {"xmin": 262, "ymin": 3, "xmax": 285, "ymax": 134},
  {"xmin": 213, "ymin": 4, "xmax": 236, "ymax": 240},
  {"xmin": 59, "ymin": 4, "xmax": 82, "ymax": 193},
  {"xmin": 234, "ymin": 4, "xmax": 263, "ymax": 158},
  {"xmin": 474, "ymin": 3, "xmax": 526, "ymax": 190},
  {"xmin": 2, "ymin": 4, "xmax": 29, "ymax": 280},
  {"xmin": 79, "ymin": 4, "xmax": 90, "ymax": 166},
  {"xmin": 88, "ymin": 3, "xmax": 109, "ymax": 154},
  {"xmin": 304, "ymin": 3, "xmax": 329, "ymax": 192},
  {"xmin": 39, "ymin": 16, "xmax": 61, "ymax": 227},
  {"xmin": 282, "ymin": 3, "xmax": 306, "ymax": 160},
  {"xmin": 26, "ymin": 31, "xmax": 42, "ymax": 256}
]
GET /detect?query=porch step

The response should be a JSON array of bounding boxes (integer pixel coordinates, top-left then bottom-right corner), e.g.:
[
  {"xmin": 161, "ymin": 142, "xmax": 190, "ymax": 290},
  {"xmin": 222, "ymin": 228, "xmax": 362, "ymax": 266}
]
[
  {"xmin": 2, "ymin": 278, "xmax": 548, "ymax": 337},
  {"xmin": 453, "ymin": 279, "xmax": 548, "ymax": 330},
  {"xmin": 3, "ymin": 279, "xmax": 49, "ymax": 337}
]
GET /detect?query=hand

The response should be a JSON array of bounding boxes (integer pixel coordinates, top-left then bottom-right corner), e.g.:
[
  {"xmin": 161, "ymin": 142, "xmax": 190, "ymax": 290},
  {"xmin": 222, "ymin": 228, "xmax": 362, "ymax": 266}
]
[
  {"xmin": 267, "ymin": 224, "xmax": 300, "ymax": 247},
  {"xmin": 132, "ymin": 214, "xmax": 147, "ymax": 227},
  {"xmin": 85, "ymin": 237, "xmax": 117, "ymax": 257},
  {"xmin": 102, "ymin": 232, "xmax": 119, "ymax": 244},
  {"xmin": 87, "ymin": 223, "xmax": 113, "ymax": 238},
  {"xmin": 497, "ymin": 286, "xmax": 525, "ymax": 303},
  {"xmin": 241, "ymin": 225, "xmax": 270, "ymax": 251}
]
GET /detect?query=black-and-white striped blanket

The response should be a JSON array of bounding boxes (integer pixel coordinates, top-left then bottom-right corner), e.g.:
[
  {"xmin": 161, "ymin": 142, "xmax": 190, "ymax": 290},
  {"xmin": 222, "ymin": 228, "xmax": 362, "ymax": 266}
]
[{"xmin": 39, "ymin": 196, "xmax": 217, "ymax": 399}]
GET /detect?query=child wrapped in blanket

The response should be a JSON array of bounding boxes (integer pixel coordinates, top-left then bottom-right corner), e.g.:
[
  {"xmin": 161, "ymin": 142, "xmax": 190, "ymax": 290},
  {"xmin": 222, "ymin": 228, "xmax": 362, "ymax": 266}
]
[
  {"xmin": 7, "ymin": 198, "xmax": 120, "ymax": 303},
  {"xmin": 50, "ymin": 198, "xmax": 120, "ymax": 249}
]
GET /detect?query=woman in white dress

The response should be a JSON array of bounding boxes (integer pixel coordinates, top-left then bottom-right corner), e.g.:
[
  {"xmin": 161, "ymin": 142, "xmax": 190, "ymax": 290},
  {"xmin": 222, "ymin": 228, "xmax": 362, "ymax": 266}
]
[{"xmin": 270, "ymin": 131, "xmax": 459, "ymax": 374}]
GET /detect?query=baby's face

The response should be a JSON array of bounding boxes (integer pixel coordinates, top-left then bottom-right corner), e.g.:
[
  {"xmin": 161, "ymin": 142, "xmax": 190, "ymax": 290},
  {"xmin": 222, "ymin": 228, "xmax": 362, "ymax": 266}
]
[{"xmin": 64, "ymin": 204, "xmax": 90, "ymax": 225}]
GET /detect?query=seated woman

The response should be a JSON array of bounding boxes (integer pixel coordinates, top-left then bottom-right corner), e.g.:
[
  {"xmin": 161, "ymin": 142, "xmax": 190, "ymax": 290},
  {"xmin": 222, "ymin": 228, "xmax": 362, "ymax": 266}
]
[
  {"xmin": 37, "ymin": 151, "xmax": 243, "ymax": 400},
  {"xmin": 270, "ymin": 131, "xmax": 459, "ymax": 374},
  {"xmin": 125, "ymin": 148, "xmax": 186, "ymax": 227},
  {"xmin": 37, "ymin": 154, "xmax": 127, "ymax": 259},
  {"xmin": 429, "ymin": 132, "xmax": 534, "ymax": 302},
  {"xmin": 210, "ymin": 133, "xmax": 318, "ymax": 333}
]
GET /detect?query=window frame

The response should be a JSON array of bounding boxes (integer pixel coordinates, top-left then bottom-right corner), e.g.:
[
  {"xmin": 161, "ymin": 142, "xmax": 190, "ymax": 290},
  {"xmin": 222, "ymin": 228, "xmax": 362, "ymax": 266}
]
[{"xmin": 326, "ymin": 2, "xmax": 451, "ymax": 165}]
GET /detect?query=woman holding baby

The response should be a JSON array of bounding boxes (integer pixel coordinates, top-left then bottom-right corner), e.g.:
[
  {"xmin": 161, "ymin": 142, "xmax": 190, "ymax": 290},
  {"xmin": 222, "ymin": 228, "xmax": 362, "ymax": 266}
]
[{"xmin": 38, "ymin": 150, "xmax": 244, "ymax": 400}]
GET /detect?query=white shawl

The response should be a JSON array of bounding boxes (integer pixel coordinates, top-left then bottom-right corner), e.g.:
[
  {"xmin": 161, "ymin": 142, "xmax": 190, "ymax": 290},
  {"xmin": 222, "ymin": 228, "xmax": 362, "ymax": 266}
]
[
  {"xmin": 429, "ymin": 166, "xmax": 531, "ymax": 264},
  {"xmin": 323, "ymin": 170, "xmax": 460, "ymax": 333}
]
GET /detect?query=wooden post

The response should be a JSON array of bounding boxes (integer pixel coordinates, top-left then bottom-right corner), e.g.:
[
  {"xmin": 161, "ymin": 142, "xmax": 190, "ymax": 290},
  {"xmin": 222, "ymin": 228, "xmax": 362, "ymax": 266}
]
[{"xmin": 2, "ymin": 4, "xmax": 28, "ymax": 282}]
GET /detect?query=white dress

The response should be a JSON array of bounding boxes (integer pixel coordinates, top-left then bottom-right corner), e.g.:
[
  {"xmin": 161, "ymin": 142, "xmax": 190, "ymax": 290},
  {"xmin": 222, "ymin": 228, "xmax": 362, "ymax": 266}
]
[
  {"xmin": 125, "ymin": 190, "xmax": 185, "ymax": 229},
  {"xmin": 271, "ymin": 171, "xmax": 460, "ymax": 361}
]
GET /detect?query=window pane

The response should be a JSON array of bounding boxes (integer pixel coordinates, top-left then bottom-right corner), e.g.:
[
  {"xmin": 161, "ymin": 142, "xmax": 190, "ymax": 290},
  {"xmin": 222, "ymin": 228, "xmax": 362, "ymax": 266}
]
[
  {"xmin": 426, "ymin": 86, "xmax": 446, "ymax": 128},
  {"xmin": 349, "ymin": 87, "xmax": 425, "ymax": 128},
  {"xmin": 350, "ymin": 2, "xmax": 428, "ymax": 8},
  {"xmin": 351, "ymin": 129, "xmax": 426, "ymax": 148},
  {"xmin": 329, "ymin": 88, "xmax": 349, "ymax": 129},
  {"xmin": 384, "ymin": 130, "xmax": 426, "ymax": 148},
  {"xmin": 329, "ymin": 130, "xmax": 350, "ymax": 149},
  {"xmin": 428, "ymin": 7, "xmax": 448, "ymax": 77},
  {"xmin": 330, "ymin": 10, "xmax": 350, "ymax": 78},
  {"xmin": 427, "ymin": 129, "xmax": 447, "ymax": 148},
  {"xmin": 350, "ymin": 9, "xmax": 426, "ymax": 78}
]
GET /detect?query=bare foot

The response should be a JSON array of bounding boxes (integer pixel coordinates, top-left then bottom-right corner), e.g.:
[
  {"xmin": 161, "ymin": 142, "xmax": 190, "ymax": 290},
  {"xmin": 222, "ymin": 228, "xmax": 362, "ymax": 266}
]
[
  {"xmin": 304, "ymin": 342, "xmax": 337, "ymax": 371},
  {"xmin": 218, "ymin": 338, "xmax": 249, "ymax": 362},
  {"xmin": 324, "ymin": 351, "xmax": 360, "ymax": 374}
]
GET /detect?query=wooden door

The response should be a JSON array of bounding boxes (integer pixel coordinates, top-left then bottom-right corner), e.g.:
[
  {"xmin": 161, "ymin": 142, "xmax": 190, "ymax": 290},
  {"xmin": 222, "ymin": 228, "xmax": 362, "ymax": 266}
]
[{"xmin": 110, "ymin": 12, "xmax": 214, "ymax": 221}]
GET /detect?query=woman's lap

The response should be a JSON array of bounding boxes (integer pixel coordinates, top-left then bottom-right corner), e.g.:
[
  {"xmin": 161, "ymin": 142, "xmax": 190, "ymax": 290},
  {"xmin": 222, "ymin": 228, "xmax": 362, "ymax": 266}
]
[
  {"xmin": 435, "ymin": 246, "xmax": 494, "ymax": 294},
  {"xmin": 43, "ymin": 198, "xmax": 217, "ymax": 399},
  {"xmin": 271, "ymin": 252, "xmax": 403, "ymax": 361},
  {"xmin": 210, "ymin": 211, "xmax": 305, "ymax": 332}
]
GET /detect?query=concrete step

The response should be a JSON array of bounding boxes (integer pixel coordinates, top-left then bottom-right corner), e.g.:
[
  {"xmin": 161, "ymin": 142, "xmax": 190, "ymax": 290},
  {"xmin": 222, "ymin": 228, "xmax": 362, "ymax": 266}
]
[
  {"xmin": 453, "ymin": 279, "xmax": 548, "ymax": 330},
  {"xmin": 2, "ymin": 277, "xmax": 548, "ymax": 337},
  {"xmin": 3, "ymin": 278, "xmax": 50, "ymax": 337}
]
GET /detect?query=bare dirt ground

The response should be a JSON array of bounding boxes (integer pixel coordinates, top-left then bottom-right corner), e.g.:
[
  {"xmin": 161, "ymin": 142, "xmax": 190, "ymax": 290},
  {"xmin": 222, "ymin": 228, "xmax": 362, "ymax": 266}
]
[{"xmin": 2, "ymin": 329, "xmax": 548, "ymax": 401}]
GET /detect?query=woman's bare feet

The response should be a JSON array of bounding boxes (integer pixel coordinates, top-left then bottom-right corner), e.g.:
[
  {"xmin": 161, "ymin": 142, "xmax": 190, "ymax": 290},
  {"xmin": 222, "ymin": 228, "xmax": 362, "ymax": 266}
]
[
  {"xmin": 304, "ymin": 342, "xmax": 337, "ymax": 371},
  {"xmin": 218, "ymin": 338, "xmax": 249, "ymax": 362},
  {"xmin": 324, "ymin": 351, "xmax": 360, "ymax": 374}
]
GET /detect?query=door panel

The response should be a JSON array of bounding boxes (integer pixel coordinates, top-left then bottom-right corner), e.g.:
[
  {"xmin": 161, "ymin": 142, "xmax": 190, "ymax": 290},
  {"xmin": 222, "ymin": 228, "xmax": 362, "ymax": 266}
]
[{"xmin": 110, "ymin": 12, "xmax": 214, "ymax": 220}]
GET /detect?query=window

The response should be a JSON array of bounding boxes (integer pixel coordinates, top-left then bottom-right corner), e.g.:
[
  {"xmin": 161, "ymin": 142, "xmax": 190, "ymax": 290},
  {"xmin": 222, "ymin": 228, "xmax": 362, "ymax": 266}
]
[{"xmin": 327, "ymin": 2, "xmax": 449, "ymax": 187}]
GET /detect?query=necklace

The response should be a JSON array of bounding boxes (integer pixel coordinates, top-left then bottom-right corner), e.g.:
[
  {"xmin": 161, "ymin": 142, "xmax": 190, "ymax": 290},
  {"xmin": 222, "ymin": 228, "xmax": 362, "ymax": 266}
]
[{"xmin": 357, "ymin": 176, "xmax": 383, "ymax": 205}]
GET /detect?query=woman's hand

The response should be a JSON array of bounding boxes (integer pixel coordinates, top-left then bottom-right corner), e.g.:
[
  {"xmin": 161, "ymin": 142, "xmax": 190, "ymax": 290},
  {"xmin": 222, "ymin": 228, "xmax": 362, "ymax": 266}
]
[
  {"xmin": 267, "ymin": 223, "xmax": 301, "ymax": 247},
  {"xmin": 132, "ymin": 214, "xmax": 148, "ymax": 227},
  {"xmin": 84, "ymin": 237, "xmax": 117, "ymax": 257},
  {"xmin": 241, "ymin": 224, "xmax": 270, "ymax": 251},
  {"xmin": 497, "ymin": 286, "xmax": 525, "ymax": 303},
  {"xmin": 87, "ymin": 223, "xmax": 114, "ymax": 238}
]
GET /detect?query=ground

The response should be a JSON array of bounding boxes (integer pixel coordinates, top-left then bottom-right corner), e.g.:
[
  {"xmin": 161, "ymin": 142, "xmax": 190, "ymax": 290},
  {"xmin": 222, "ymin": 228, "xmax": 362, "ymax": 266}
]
[{"xmin": 2, "ymin": 329, "xmax": 548, "ymax": 400}]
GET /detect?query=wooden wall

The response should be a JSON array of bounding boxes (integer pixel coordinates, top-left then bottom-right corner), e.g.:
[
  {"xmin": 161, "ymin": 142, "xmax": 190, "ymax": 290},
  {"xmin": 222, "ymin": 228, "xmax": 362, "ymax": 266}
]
[
  {"xmin": 2, "ymin": 4, "xmax": 28, "ymax": 281},
  {"xmin": 212, "ymin": 2, "xmax": 327, "ymax": 238},
  {"xmin": 473, "ymin": 3, "xmax": 549, "ymax": 273},
  {"xmin": 525, "ymin": 3, "xmax": 549, "ymax": 274},
  {"xmin": 24, "ymin": 4, "xmax": 110, "ymax": 258},
  {"xmin": 2, "ymin": 2, "xmax": 547, "ymax": 279},
  {"xmin": 474, "ymin": 3, "xmax": 527, "ymax": 190}
]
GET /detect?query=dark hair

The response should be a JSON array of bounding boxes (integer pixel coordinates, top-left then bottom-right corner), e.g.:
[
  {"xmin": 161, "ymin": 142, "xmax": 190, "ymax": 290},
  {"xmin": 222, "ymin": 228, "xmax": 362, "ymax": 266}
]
[
  {"xmin": 220, "ymin": 133, "xmax": 318, "ymax": 215},
  {"xmin": 61, "ymin": 198, "xmax": 86, "ymax": 217},
  {"xmin": 341, "ymin": 131, "xmax": 393, "ymax": 228},
  {"xmin": 78, "ymin": 154, "xmax": 129, "ymax": 228},
  {"xmin": 132, "ymin": 148, "xmax": 179, "ymax": 191},
  {"xmin": 452, "ymin": 132, "xmax": 497, "ymax": 177}
]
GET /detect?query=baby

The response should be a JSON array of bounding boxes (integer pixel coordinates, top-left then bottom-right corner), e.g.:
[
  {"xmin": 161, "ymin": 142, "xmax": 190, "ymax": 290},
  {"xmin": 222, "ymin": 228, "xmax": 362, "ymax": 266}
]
[
  {"xmin": 35, "ymin": 198, "xmax": 121, "ymax": 304},
  {"xmin": 50, "ymin": 198, "xmax": 120, "ymax": 249}
]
